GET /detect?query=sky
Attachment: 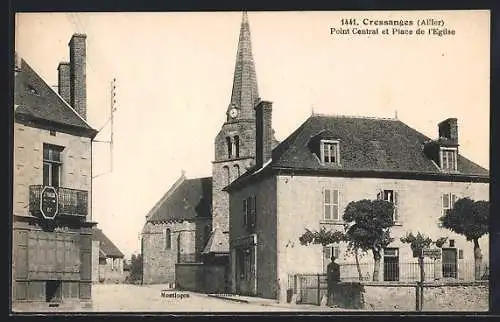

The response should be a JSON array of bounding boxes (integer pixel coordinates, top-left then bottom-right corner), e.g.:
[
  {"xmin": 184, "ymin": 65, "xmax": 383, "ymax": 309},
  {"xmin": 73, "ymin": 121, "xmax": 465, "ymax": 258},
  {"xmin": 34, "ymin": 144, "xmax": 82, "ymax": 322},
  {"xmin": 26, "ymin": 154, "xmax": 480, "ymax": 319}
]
[{"xmin": 15, "ymin": 11, "xmax": 490, "ymax": 258}]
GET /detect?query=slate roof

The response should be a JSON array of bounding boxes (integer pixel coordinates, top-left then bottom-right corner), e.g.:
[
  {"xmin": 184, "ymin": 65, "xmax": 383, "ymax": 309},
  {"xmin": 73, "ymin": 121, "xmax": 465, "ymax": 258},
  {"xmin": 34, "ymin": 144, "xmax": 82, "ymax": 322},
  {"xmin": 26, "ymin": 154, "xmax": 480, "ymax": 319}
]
[
  {"xmin": 226, "ymin": 114, "xmax": 488, "ymax": 190},
  {"xmin": 92, "ymin": 228, "xmax": 125, "ymax": 259},
  {"xmin": 146, "ymin": 176, "xmax": 212, "ymax": 223},
  {"xmin": 14, "ymin": 57, "xmax": 97, "ymax": 138}
]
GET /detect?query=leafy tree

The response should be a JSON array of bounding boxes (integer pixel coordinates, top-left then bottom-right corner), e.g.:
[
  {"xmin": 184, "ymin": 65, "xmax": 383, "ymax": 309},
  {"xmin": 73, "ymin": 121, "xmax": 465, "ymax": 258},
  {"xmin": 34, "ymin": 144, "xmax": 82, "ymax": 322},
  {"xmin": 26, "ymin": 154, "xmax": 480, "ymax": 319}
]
[
  {"xmin": 127, "ymin": 253, "xmax": 143, "ymax": 284},
  {"xmin": 400, "ymin": 232, "xmax": 447, "ymax": 281},
  {"xmin": 298, "ymin": 199, "xmax": 395, "ymax": 281},
  {"xmin": 439, "ymin": 198, "xmax": 489, "ymax": 280},
  {"xmin": 299, "ymin": 227, "xmax": 367, "ymax": 280},
  {"xmin": 298, "ymin": 226, "xmax": 345, "ymax": 246},
  {"xmin": 343, "ymin": 199, "xmax": 395, "ymax": 281}
]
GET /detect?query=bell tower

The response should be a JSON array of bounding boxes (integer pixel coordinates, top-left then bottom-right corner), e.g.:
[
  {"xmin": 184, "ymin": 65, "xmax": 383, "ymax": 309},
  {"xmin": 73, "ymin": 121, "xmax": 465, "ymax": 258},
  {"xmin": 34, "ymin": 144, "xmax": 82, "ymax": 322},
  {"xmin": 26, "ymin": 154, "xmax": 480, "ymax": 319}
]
[{"xmin": 211, "ymin": 12, "xmax": 260, "ymax": 236}]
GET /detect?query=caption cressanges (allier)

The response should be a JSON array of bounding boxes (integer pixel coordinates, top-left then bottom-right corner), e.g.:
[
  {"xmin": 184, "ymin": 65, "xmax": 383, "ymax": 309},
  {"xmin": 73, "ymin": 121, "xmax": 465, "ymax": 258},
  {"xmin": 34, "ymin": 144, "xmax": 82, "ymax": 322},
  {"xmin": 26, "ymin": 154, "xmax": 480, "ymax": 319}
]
[{"xmin": 330, "ymin": 18, "xmax": 456, "ymax": 37}]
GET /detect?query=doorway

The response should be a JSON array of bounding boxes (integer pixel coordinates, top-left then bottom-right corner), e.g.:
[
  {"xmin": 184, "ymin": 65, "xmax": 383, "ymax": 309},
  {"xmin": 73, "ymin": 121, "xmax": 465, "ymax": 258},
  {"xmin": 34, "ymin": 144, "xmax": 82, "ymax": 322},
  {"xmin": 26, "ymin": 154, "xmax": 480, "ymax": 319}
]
[
  {"xmin": 383, "ymin": 248, "xmax": 399, "ymax": 281},
  {"xmin": 442, "ymin": 248, "xmax": 457, "ymax": 278},
  {"xmin": 45, "ymin": 280, "xmax": 62, "ymax": 302}
]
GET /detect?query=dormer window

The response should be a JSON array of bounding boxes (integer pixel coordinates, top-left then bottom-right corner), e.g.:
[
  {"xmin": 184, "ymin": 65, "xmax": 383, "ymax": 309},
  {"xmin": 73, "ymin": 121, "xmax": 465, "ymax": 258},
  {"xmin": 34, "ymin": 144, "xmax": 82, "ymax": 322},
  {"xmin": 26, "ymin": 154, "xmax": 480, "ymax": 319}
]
[
  {"xmin": 440, "ymin": 147, "xmax": 457, "ymax": 171},
  {"xmin": 320, "ymin": 140, "xmax": 340, "ymax": 165}
]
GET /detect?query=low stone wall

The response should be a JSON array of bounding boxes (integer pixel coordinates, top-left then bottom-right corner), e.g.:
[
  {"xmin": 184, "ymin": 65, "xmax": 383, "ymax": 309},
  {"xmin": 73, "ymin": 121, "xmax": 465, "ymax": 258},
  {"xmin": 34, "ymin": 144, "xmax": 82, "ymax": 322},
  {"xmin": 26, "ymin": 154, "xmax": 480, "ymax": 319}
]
[
  {"xmin": 175, "ymin": 263, "xmax": 227, "ymax": 293},
  {"xmin": 291, "ymin": 280, "xmax": 488, "ymax": 311},
  {"xmin": 362, "ymin": 281, "xmax": 488, "ymax": 311}
]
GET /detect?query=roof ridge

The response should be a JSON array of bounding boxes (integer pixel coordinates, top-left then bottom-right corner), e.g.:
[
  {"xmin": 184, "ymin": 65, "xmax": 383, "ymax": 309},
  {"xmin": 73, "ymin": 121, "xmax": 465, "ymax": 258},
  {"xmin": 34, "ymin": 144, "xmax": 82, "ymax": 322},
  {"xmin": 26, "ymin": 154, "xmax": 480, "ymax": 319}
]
[
  {"xmin": 312, "ymin": 112, "xmax": 399, "ymax": 121},
  {"xmin": 20, "ymin": 57, "xmax": 96, "ymax": 131}
]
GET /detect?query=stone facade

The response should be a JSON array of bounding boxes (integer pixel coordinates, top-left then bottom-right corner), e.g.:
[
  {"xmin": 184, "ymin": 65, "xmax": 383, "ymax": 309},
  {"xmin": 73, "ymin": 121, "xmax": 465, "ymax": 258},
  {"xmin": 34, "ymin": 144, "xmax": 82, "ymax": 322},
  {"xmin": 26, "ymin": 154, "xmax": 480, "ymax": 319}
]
[
  {"xmin": 142, "ymin": 219, "xmax": 211, "ymax": 285},
  {"xmin": 229, "ymin": 174, "xmax": 489, "ymax": 300},
  {"xmin": 13, "ymin": 123, "xmax": 93, "ymax": 220},
  {"xmin": 212, "ymin": 120, "xmax": 256, "ymax": 232},
  {"xmin": 12, "ymin": 34, "xmax": 97, "ymax": 309},
  {"xmin": 229, "ymin": 176, "xmax": 277, "ymax": 298}
]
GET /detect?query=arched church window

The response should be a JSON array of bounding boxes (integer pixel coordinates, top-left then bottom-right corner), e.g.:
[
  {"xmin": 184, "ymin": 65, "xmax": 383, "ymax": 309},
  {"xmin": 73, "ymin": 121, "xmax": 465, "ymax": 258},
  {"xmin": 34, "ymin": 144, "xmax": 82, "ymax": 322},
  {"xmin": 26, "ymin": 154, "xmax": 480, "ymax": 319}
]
[
  {"xmin": 165, "ymin": 228, "xmax": 171, "ymax": 250},
  {"xmin": 226, "ymin": 137, "xmax": 232, "ymax": 159},
  {"xmin": 224, "ymin": 166, "xmax": 230, "ymax": 185},
  {"xmin": 233, "ymin": 164, "xmax": 240, "ymax": 179},
  {"xmin": 234, "ymin": 136, "xmax": 240, "ymax": 158}
]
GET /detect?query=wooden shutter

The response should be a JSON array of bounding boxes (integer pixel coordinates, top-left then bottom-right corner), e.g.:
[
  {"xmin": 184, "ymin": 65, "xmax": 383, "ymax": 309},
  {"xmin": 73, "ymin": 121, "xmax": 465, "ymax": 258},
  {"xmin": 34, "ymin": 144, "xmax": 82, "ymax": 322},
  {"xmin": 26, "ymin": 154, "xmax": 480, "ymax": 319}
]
[
  {"xmin": 323, "ymin": 189, "xmax": 331, "ymax": 220},
  {"xmin": 332, "ymin": 189, "xmax": 339, "ymax": 220},
  {"xmin": 80, "ymin": 233, "xmax": 92, "ymax": 282},
  {"xmin": 451, "ymin": 194, "xmax": 457, "ymax": 205},
  {"xmin": 393, "ymin": 191, "xmax": 399, "ymax": 222},
  {"xmin": 243, "ymin": 199, "xmax": 248, "ymax": 228},
  {"xmin": 14, "ymin": 229, "xmax": 28, "ymax": 280},
  {"xmin": 251, "ymin": 196, "xmax": 257, "ymax": 228}
]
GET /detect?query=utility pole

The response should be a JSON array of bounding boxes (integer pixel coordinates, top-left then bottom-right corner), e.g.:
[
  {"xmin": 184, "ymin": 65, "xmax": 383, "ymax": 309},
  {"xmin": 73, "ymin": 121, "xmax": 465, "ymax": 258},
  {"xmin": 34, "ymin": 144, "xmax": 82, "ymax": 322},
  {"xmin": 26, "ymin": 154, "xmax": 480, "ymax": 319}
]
[{"xmin": 93, "ymin": 78, "xmax": 117, "ymax": 179}]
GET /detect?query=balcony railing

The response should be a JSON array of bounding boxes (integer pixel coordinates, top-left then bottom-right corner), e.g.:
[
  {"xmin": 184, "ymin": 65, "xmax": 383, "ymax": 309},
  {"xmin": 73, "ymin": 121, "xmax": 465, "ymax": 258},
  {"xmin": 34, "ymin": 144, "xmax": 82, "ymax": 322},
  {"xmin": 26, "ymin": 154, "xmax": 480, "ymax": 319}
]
[{"xmin": 29, "ymin": 185, "xmax": 88, "ymax": 218}]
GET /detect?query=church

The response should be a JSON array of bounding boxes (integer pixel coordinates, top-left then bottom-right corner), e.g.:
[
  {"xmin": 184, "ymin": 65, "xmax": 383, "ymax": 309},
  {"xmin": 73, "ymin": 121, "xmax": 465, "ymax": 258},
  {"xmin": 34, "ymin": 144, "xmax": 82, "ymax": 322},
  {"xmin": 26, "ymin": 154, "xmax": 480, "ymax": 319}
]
[{"xmin": 141, "ymin": 12, "xmax": 277, "ymax": 291}]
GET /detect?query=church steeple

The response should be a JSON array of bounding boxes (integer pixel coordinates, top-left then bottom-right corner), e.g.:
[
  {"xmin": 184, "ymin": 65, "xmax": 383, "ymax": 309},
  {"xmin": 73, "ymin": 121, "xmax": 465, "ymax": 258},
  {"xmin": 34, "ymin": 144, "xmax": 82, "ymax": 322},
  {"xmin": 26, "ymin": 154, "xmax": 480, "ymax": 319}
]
[{"xmin": 228, "ymin": 11, "xmax": 259, "ymax": 121}]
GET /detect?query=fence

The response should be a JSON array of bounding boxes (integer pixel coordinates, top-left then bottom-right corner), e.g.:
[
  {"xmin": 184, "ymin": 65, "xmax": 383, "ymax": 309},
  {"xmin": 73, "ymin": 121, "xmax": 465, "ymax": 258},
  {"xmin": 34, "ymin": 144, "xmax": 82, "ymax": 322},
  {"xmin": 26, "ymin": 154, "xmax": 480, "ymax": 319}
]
[{"xmin": 288, "ymin": 261, "xmax": 489, "ymax": 306}]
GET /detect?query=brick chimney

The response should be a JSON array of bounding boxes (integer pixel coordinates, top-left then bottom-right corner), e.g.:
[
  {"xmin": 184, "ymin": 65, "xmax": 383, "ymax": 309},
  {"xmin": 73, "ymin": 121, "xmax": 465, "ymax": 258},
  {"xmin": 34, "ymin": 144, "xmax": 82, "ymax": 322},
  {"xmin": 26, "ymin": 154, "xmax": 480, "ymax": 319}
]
[
  {"xmin": 255, "ymin": 100, "xmax": 273, "ymax": 168},
  {"xmin": 438, "ymin": 118, "xmax": 458, "ymax": 145},
  {"xmin": 69, "ymin": 34, "xmax": 87, "ymax": 120},
  {"xmin": 57, "ymin": 62, "xmax": 71, "ymax": 103}
]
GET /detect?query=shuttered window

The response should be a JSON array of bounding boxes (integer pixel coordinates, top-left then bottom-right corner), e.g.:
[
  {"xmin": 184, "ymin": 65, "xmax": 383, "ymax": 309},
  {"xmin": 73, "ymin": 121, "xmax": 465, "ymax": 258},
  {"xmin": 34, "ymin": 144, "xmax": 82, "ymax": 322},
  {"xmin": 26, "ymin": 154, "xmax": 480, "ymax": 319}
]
[
  {"xmin": 442, "ymin": 193, "xmax": 458, "ymax": 217},
  {"xmin": 377, "ymin": 189, "xmax": 399, "ymax": 223},
  {"xmin": 242, "ymin": 196, "xmax": 256, "ymax": 229},
  {"xmin": 323, "ymin": 189, "xmax": 340, "ymax": 220}
]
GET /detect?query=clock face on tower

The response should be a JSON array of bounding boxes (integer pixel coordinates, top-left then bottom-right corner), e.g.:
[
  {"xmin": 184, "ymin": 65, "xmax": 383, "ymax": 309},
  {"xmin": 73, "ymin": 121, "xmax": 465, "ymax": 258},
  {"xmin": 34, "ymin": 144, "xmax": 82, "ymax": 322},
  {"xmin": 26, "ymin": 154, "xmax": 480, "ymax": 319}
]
[{"xmin": 229, "ymin": 108, "xmax": 239, "ymax": 119}]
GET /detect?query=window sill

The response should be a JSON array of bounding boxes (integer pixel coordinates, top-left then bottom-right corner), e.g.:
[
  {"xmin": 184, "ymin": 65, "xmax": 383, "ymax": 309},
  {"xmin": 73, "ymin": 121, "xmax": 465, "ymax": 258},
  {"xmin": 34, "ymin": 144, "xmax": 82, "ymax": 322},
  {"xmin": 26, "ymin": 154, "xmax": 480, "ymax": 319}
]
[
  {"xmin": 392, "ymin": 222, "xmax": 403, "ymax": 227},
  {"xmin": 320, "ymin": 220, "xmax": 344, "ymax": 225}
]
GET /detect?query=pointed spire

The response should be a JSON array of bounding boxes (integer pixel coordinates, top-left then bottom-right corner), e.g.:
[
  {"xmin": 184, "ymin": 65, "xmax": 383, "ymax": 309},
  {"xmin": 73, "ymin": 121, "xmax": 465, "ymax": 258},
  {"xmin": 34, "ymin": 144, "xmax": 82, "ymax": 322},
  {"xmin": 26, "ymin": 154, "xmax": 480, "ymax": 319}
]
[{"xmin": 229, "ymin": 11, "xmax": 259, "ymax": 120}]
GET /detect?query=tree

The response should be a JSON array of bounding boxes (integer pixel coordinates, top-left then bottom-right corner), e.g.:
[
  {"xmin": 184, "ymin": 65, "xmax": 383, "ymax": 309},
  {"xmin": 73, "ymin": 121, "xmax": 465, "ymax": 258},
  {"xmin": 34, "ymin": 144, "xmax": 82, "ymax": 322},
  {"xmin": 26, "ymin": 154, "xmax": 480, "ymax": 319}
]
[
  {"xmin": 298, "ymin": 226, "xmax": 345, "ymax": 246},
  {"xmin": 439, "ymin": 198, "xmax": 489, "ymax": 280},
  {"xmin": 299, "ymin": 227, "xmax": 367, "ymax": 280},
  {"xmin": 343, "ymin": 199, "xmax": 395, "ymax": 281},
  {"xmin": 127, "ymin": 253, "xmax": 143, "ymax": 284},
  {"xmin": 400, "ymin": 232, "xmax": 446, "ymax": 281}
]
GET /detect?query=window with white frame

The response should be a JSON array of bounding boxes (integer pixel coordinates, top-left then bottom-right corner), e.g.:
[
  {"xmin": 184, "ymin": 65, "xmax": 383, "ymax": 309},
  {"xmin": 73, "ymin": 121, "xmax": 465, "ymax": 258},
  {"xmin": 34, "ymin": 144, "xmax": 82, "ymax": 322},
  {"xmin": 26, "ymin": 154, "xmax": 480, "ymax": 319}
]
[
  {"xmin": 323, "ymin": 189, "xmax": 340, "ymax": 221},
  {"xmin": 324, "ymin": 245, "xmax": 340, "ymax": 260},
  {"xmin": 442, "ymin": 193, "xmax": 458, "ymax": 217},
  {"xmin": 320, "ymin": 140, "xmax": 340, "ymax": 165},
  {"xmin": 440, "ymin": 147, "xmax": 458, "ymax": 171},
  {"xmin": 377, "ymin": 189, "xmax": 399, "ymax": 223},
  {"xmin": 43, "ymin": 143, "xmax": 64, "ymax": 187}
]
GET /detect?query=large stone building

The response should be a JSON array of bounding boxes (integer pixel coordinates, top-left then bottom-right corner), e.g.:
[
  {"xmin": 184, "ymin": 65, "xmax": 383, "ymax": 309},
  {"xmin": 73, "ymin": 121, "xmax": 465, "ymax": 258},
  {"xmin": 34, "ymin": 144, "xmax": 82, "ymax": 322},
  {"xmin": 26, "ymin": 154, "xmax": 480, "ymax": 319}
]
[
  {"xmin": 12, "ymin": 34, "xmax": 99, "ymax": 309},
  {"xmin": 226, "ymin": 110, "xmax": 489, "ymax": 300},
  {"xmin": 141, "ymin": 12, "xmax": 277, "ymax": 289}
]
